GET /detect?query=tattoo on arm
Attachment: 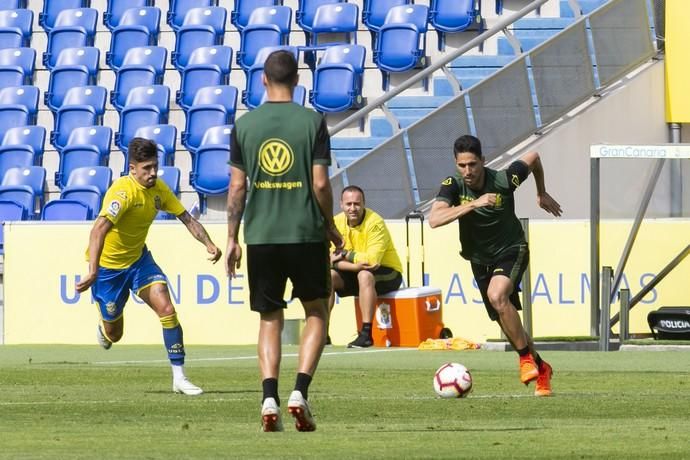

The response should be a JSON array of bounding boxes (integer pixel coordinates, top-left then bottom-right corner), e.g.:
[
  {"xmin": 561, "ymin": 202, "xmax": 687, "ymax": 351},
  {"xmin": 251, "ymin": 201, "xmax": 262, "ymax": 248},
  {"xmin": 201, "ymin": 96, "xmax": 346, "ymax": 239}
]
[
  {"xmin": 179, "ymin": 211, "xmax": 213, "ymax": 246},
  {"xmin": 227, "ymin": 190, "xmax": 245, "ymax": 240}
]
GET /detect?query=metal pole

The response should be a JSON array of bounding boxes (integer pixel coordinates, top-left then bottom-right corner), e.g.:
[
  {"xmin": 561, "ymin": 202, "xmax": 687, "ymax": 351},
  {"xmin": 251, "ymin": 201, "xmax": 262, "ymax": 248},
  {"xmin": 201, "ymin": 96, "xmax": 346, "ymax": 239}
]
[
  {"xmin": 520, "ymin": 218, "xmax": 533, "ymax": 337},
  {"xmin": 669, "ymin": 123, "xmax": 682, "ymax": 217},
  {"xmin": 619, "ymin": 288, "xmax": 630, "ymax": 342},
  {"xmin": 610, "ymin": 159, "xmax": 665, "ymax": 301},
  {"xmin": 590, "ymin": 157, "xmax": 600, "ymax": 337},
  {"xmin": 599, "ymin": 266, "xmax": 613, "ymax": 351}
]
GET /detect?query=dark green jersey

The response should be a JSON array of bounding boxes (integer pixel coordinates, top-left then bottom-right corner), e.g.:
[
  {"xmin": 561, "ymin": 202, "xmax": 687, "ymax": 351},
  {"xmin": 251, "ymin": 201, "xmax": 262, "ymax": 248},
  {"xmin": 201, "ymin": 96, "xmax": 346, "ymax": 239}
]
[
  {"xmin": 436, "ymin": 161, "xmax": 530, "ymax": 264},
  {"xmin": 230, "ymin": 102, "xmax": 331, "ymax": 245}
]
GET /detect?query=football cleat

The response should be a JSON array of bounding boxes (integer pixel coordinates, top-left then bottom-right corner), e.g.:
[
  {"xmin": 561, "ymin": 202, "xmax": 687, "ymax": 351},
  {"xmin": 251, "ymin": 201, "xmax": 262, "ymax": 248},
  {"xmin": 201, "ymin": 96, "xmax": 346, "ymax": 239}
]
[
  {"xmin": 347, "ymin": 333, "xmax": 373, "ymax": 349},
  {"xmin": 172, "ymin": 378, "xmax": 204, "ymax": 396},
  {"xmin": 287, "ymin": 390, "xmax": 316, "ymax": 432},
  {"xmin": 534, "ymin": 361, "xmax": 554, "ymax": 397},
  {"xmin": 519, "ymin": 355, "xmax": 539, "ymax": 385},
  {"xmin": 96, "ymin": 324, "xmax": 112, "ymax": 350},
  {"xmin": 261, "ymin": 397, "xmax": 284, "ymax": 432}
]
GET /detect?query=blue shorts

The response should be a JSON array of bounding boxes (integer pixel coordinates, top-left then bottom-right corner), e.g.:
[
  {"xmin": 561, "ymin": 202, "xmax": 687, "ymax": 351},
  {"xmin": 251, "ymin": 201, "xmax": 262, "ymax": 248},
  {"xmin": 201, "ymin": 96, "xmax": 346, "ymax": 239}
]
[{"xmin": 92, "ymin": 248, "xmax": 167, "ymax": 322}]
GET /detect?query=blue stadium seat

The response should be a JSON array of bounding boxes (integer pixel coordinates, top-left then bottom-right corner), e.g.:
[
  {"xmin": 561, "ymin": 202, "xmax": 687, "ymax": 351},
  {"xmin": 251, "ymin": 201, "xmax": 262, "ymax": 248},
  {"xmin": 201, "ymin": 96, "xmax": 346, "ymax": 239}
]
[
  {"xmin": 374, "ymin": 4, "xmax": 429, "ymax": 90},
  {"xmin": 41, "ymin": 198, "xmax": 92, "ymax": 220},
  {"xmin": 242, "ymin": 45, "xmax": 298, "ymax": 109},
  {"xmin": 106, "ymin": 7, "xmax": 161, "ymax": 71},
  {"xmin": 0, "ymin": 9, "xmax": 33, "ymax": 48},
  {"xmin": 231, "ymin": 0, "xmax": 281, "ymax": 32},
  {"xmin": 0, "ymin": 165, "xmax": 47, "ymax": 218},
  {"xmin": 134, "ymin": 124, "xmax": 177, "ymax": 166},
  {"xmin": 155, "ymin": 165, "xmax": 181, "ymax": 219},
  {"xmin": 0, "ymin": 85, "xmax": 39, "ymax": 133},
  {"xmin": 296, "ymin": 0, "xmax": 342, "ymax": 34},
  {"xmin": 362, "ymin": 0, "xmax": 410, "ymax": 34},
  {"xmin": 158, "ymin": 166, "xmax": 180, "ymax": 194},
  {"xmin": 55, "ymin": 125, "xmax": 111, "ymax": 189},
  {"xmin": 430, "ymin": 0, "xmax": 481, "ymax": 51},
  {"xmin": 43, "ymin": 8, "xmax": 98, "ymax": 70},
  {"xmin": 310, "ymin": 44, "xmax": 365, "ymax": 112},
  {"xmin": 104, "ymin": 0, "xmax": 153, "ymax": 31},
  {"xmin": 182, "ymin": 86, "xmax": 238, "ymax": 154},
  {"xmin": 0, "ymin": 199, "xmax": 27, "ymax": 253},
  {"xmin": 189, "ymin": 145, "xmax": 230, "ymax": 209},
  {"xmin": 39, "ymin": 0, "xmax": 90, "ymax": 32},
  {"xmin": 50, "ymin": 85, "xmax": 107, "ymax": 152},
  {"xmin": 111, "ymin": 46, "xmax": 167, "ymax": 111},
  {"xmin": 0, "ymin": 47, "xmax": 35, "ymax": 88},
  {"xmin": 0, "ymin": 109, "xmax": 30, "ymax": 142},
  {"xmin": 199, "ymin": 124, "xmax": 232, "ymax": 147},
  {"xmin": 45, "ymin": 47, "xmax": 100, "ymax": 112},
  {"xmin": 168, "ymin": 0, "xmax": 216, "ymax": 32},
  {"xmin": 0, "ymin": 1, "xmax": 27, "ymax": 10},
  {"xmin": 60, "ymin": 165, "xmax": 112, "ymax": 216},
  {"xmin": 116, "ymin": 85, "xmax": 169, "ymax": 153},
  {"xmin": 171, "ymin": 6, "xmax": 227, "ymax": 71},
  {"xmin": 310, "ymin": 3, "xmax": 359, "ymax": 46},
  {"xmin": 177, "ymin": 46, "xmax": 232, "ymax": 110},
  {"xmin": 0, "ymin": 144, "xmax": 34, "ymax": 181},
  {"xmin": 237, "ymin": 6, "xmax": 292, "ymax": 70},
  {"xmin": 1, "ymin": 125, "xmax": 46, "ymax": 165}
]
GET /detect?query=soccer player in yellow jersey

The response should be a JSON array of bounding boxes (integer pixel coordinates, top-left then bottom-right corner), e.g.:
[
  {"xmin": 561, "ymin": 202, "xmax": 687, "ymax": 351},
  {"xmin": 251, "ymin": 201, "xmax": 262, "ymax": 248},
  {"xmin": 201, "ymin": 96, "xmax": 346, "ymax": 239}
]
[
  {"xmin": 76, "ymin": 138, "xmax": 222, "ymax": 395},
  {"xmin": 329, "ymin": 186, "xmax": 403, "ymax": 348}
]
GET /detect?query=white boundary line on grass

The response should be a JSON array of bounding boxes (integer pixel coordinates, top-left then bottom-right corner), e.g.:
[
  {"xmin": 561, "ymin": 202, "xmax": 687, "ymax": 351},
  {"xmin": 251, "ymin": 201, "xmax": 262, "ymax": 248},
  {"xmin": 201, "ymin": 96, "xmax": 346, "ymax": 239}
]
[{"xmin": 91, "ymin": 347, "xmax": 419, "ymax": 365}]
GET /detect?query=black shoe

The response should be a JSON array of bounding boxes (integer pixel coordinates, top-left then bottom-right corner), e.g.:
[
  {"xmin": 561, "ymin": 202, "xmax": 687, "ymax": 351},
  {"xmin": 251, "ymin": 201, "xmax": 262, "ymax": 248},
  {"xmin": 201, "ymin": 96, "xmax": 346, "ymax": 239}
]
[
  {"xmin": 325, "ymin": 335, "xmax": 332, "ymax": 346},
  {"xmin": 347, "ymin": 334, "xmax": 373, "ymax": 348}
]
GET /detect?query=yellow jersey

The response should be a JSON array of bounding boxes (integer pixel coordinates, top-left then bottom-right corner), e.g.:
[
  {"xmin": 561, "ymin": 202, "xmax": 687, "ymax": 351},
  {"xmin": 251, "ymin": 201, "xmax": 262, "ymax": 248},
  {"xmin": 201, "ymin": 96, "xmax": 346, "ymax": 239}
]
[
  {"xmin": 93, "ymin": 174, "xmax": 185, "ymax": 269},
  {"xmin": 334, "ymin": 208, "xmax": 403, "ymax": 273}
]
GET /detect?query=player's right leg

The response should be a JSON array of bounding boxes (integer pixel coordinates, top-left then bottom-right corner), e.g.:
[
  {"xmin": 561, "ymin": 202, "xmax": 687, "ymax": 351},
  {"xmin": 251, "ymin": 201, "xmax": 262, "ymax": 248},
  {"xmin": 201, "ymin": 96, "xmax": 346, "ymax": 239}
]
[
  {"xmin": 92, "ymin": 265, "xmax": 129, "ymax": 350},
  {"xmin": 247, "ymin": 244, "xmax": 290, "ymax": 432}
]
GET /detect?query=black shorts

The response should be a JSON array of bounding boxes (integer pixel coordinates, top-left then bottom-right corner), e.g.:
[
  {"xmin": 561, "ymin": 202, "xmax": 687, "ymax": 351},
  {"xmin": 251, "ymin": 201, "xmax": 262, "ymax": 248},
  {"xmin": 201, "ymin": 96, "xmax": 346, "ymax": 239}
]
[
  {"xmin": 334, "ymin": 266, "xmax": 403, "ymax": 298},
  {"xmin": 246, "ymin": 242, "xmax": 330, "ymax": 313},
  {"xmin": 471, "ymin": 245, "xmax": 529, "ymax": 321}
]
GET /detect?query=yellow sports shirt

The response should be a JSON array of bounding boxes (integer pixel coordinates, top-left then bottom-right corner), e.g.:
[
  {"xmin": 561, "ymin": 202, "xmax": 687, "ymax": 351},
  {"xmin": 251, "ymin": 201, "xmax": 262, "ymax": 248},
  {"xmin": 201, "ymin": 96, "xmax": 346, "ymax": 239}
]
[
  {"xmin": 334, "ymin": 208, "xmax": 403, "ymax": 273},
  {"xmin": 92, "ymin": 174, "xmax": 185, "ymax": 269}
]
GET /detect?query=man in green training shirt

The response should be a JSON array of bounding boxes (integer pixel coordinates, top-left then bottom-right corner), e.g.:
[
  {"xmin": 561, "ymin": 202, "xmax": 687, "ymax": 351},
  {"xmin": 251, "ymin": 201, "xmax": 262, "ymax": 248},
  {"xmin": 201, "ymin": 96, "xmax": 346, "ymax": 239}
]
[
  {"xmin": 429, "ymin": 135, "xmax": 562, "ymax": 397},
  {"xmin": 225, "ymin": 50, "xmax": 343, "ymax": 432}
]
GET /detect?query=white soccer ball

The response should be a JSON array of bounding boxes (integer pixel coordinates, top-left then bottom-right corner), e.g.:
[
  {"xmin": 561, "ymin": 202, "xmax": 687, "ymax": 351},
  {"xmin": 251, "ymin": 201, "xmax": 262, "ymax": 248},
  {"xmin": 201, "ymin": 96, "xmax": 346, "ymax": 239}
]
[{"xmin": 433, "ymin": 362, "xmax": 473, "ymax": 398}]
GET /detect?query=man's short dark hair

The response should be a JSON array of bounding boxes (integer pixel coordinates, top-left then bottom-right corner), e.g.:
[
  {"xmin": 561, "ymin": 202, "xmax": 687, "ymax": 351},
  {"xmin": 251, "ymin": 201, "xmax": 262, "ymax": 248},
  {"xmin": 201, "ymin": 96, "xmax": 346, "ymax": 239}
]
[
  {"xmin": 128, "ymin": 138, "xmax": 158, "ymax": 164},
  {"xmin": 453, "ymin": 135, "xmax": 483, "ymax": 159},
  {"xmin": 341, "ymin": 185, "xmax": 365, "ymax": 203},
  {"xmin": 263, "ymin": 50, "xmax": 298, "ymax": 86}
]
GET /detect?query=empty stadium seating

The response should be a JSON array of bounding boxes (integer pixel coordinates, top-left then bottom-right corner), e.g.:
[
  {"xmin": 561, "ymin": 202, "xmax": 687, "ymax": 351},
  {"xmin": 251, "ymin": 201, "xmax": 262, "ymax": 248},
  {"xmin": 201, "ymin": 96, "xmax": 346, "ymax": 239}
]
[
  {"xmin": 41, "ymin": 198, "xmax": 92, "ymax": 220},
  {"xmin": 0, "ymin": 165, "xmax": 46, "ymax": 218},
  {"xmin": 59, "ymin": 165, "xmax": 112, "ymax": 216}
]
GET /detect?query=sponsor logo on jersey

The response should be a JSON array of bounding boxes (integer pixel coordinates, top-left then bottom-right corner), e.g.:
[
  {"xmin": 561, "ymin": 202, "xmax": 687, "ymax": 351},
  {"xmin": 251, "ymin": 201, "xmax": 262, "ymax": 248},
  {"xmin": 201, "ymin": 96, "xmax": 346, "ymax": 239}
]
[
  {"xmin": 107, "ymin": 200, "xmax": 121, "ymax": 218},
  {"xmin": 259, "ymin": 139, "xmax": 294, "ymax": 176},
  {"xmin": 442, "ymin": 177, "xmax": 453, "ymax": 186},
  {"xmin": 511, "ymin": 174, "xmax": 521, "ymax": 188}
]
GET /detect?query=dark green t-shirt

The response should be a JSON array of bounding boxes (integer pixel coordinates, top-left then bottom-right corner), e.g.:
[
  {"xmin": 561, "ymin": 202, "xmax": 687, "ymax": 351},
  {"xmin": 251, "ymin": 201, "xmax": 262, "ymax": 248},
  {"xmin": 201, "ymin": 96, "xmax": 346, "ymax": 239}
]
[
  {"xmin": 436, "ymin": 161, "xmax": 530, "ymax": 264},
  {"xmin": 230, "ymin": 102, "xmax": 331, "ymax": 245}
]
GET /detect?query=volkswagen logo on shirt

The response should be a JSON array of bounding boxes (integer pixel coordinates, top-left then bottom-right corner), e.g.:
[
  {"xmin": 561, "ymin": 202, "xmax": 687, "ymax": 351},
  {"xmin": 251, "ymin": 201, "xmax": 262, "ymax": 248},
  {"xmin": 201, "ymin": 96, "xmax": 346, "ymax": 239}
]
[{"xmin": 259, "ymin": 139, "xmax": 294, "ymax": 176}]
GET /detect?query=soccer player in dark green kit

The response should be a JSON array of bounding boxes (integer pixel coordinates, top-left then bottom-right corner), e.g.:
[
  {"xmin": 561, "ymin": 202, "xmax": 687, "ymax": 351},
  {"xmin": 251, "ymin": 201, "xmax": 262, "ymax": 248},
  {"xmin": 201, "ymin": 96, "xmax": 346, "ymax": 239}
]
[
  {"xmin": 429, "ymin": 135, "xmax": 562, "ymax": 397},
  {"xmin": 225, "ymin": 50, "xmax": 343, "ymax": 432}
]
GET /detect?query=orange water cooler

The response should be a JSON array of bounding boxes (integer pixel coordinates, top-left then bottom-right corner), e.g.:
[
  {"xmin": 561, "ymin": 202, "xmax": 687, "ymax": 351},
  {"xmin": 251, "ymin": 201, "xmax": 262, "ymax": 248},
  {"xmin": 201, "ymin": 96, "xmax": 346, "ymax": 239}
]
[{"xmin": 354, "ymin": 286, "xmax": 449, "ymax": 347}]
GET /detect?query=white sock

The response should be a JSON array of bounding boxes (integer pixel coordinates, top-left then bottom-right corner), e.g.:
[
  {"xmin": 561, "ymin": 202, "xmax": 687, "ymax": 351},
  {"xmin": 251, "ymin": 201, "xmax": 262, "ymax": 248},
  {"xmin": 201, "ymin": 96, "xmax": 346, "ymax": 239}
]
[{"xmin": 172, "ymin": 364, "xmax": 185, "ymax": 381}]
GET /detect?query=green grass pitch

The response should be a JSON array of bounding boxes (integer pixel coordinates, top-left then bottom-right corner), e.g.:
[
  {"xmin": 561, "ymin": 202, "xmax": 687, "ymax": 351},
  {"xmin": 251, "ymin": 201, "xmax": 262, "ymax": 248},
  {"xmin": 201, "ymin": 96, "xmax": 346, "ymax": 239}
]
[{"xmin": 1, "ymin": 345, "xmax": 688, "ymax": 459}]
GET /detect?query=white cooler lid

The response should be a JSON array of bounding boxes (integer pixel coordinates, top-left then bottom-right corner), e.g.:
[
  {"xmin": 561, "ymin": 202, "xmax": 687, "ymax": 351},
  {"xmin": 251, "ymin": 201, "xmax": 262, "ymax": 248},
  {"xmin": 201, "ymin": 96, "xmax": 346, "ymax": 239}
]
[{"xmin": 377, "ymin": 286, "xmax": 441, "ymax": 299}]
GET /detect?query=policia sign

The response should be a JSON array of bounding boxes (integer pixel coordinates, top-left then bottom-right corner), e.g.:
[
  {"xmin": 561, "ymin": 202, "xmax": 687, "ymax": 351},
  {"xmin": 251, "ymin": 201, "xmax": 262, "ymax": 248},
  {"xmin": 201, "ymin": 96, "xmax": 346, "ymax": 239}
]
[{"xmin": 647, "ymin": 307, "xmax": 690, "ymax": 340}]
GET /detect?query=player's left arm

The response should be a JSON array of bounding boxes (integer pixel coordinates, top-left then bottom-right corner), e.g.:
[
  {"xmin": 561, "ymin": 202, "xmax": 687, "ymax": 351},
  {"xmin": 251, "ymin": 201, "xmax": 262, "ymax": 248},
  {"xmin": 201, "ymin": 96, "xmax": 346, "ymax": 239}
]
[
  {"xmin": 515, "ymin": 151, "xmax": 562, "ymax": 217},
  {"xmin": 177, "ymin": 211, "xmax": 222, "ymax": 263}
]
